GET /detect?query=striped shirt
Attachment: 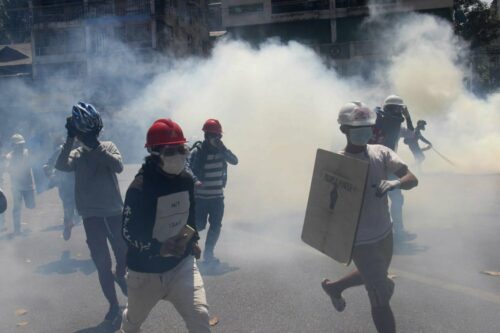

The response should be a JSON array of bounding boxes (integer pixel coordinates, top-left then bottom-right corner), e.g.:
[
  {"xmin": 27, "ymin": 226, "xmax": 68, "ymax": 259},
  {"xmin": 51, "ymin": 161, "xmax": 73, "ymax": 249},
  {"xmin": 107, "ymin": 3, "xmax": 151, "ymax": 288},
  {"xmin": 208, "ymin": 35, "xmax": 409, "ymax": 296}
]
[{"xmin": 188, "ymin": 141, "xmax": 238, "ymax": 200}]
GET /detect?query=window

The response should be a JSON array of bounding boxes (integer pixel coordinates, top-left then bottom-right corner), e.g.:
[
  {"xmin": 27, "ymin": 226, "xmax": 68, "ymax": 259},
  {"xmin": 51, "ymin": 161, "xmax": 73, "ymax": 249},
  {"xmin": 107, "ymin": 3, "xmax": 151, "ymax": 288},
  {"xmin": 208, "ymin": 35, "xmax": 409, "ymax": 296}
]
[
  {"xmin": 228, "ymin": 3, "xmax": 264, "ymax": 15},
  {"xmin": 34, "ymin": 28, "xmax": 85, "ymax": 56}
]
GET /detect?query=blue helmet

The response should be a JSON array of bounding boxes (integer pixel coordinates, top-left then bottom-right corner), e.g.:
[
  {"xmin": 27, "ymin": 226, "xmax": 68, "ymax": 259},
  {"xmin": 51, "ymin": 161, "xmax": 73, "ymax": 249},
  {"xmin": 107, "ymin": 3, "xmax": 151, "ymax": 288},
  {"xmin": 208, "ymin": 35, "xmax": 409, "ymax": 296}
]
[{"xmin": 71, "ymin": 102, "xmax": 103, "ymax": 134}]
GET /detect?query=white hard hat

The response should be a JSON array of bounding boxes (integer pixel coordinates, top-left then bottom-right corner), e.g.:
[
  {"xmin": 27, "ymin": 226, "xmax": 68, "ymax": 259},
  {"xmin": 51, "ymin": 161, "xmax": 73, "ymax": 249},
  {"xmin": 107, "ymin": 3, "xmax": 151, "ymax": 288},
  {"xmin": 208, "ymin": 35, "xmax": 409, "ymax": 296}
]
[
  {"xmin": 383, "ymin": 95, "xmax": 405, "ymax": 106},
  {"xmin": 337, "ymin": 102, "xmax": 377, "ymax": 126},
  {"xmin": 11, "ymin": 134, "xmax": 25, "ymax": 145}
]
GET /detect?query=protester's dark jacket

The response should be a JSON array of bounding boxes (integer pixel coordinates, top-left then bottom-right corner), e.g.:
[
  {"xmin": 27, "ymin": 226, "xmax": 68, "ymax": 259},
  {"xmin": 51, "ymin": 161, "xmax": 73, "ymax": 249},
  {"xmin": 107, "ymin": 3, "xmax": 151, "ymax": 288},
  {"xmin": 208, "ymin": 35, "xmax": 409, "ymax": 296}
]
[
  {"xmin": 370, "ymin": 107, "xmax": 414, "ymax": 151},
  {"xmin": 122, "ymin": 159, "xmax": 199, "ymax": 273}
]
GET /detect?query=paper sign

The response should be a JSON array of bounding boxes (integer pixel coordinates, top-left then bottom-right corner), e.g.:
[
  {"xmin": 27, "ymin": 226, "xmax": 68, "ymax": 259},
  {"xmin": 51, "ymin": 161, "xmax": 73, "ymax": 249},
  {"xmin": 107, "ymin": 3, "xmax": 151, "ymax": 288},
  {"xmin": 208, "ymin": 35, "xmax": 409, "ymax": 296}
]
[{"xmin": 153, "ymin": 191, "xmax": 190, "ymax": 242}]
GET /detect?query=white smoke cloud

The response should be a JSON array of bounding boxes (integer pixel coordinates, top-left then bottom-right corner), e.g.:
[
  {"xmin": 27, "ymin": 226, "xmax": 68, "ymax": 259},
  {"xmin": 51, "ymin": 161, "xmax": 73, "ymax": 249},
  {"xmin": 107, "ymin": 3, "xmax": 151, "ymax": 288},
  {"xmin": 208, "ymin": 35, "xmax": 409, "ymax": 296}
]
[{"xmin": 119, "ymin": 13, "xmax": 499, "ymax": 219}]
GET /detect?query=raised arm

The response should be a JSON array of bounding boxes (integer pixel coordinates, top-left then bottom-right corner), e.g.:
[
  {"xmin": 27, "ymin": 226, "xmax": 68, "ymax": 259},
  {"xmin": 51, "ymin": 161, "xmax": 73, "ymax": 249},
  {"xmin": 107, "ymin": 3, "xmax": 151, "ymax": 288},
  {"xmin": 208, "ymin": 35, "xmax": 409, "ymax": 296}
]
[
  {"xmin": 97, "ymin": 142, "xmax": 124, "ymax": 173},
  {"xmin": 55, "ymin": 137, "xmax": 76, "ymax": 172}
]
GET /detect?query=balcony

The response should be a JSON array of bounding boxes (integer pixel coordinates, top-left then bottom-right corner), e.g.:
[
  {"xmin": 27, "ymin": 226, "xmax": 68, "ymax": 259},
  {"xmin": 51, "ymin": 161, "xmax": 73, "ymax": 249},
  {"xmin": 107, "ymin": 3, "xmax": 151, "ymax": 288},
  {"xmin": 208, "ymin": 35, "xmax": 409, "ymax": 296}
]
[
  {"xmin": 33, "ymin": 3, "xmax": 84, "ymax": 24},
  {"xmin": 33, "ymin": 0, "xmax": 152, "ymax": 24},
  {"xmin": 271, "ymin": 0, "xmax": 329, "ymax": 14},
  {"xmin": 335, "ymin": 0, "xmax": 395, "ymax": 9}
]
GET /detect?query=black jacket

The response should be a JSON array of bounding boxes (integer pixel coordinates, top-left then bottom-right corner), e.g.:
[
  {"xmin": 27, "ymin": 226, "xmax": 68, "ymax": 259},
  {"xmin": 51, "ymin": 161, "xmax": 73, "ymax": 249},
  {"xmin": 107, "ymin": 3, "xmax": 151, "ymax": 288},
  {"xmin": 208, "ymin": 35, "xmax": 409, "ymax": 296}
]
[{"xmin": 122, "ymin": 160, "xmax": 199, "ymax": 273}]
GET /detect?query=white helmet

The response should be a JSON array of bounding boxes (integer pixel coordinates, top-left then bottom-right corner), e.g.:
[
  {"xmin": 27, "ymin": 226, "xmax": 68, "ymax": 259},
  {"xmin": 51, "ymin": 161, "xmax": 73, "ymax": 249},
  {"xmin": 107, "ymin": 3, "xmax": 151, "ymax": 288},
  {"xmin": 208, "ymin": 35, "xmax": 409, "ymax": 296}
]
[
  {"xmin": 338, "ymin": 102, "xmax": 376, "ymax": 126},
  {"xmin": 383, "ymin": 95, "xmax": 405, "ymax": 107},
  {"xmin": 11, "ymin": 134, "xmax": 25, "ymax": 145}
]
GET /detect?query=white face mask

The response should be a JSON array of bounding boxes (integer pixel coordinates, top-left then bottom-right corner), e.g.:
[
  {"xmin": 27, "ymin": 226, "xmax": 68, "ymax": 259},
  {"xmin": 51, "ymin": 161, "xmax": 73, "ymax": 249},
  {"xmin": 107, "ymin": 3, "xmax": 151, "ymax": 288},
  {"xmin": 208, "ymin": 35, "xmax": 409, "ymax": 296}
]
[
  {"xmin": 160, "ymin": 154, "xmax": 187, "ymax": 175},
  {"xmin": 348, "ymin": 127, "xmax": 373, "ymax": 146}
]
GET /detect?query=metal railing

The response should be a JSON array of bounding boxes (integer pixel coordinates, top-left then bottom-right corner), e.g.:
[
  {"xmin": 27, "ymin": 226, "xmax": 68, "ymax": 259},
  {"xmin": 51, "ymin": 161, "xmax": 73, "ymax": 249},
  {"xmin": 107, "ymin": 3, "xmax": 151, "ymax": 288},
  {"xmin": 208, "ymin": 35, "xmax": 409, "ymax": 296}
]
[{"xmin": 33, "ymin": 0, "xmax": 152, "ymax": 24}]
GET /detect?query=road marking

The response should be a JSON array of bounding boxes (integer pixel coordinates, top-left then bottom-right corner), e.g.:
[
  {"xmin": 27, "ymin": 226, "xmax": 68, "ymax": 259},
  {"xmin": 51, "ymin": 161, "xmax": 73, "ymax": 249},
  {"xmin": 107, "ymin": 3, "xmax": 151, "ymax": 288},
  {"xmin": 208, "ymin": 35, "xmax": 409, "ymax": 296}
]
[
  {"xmin": 228, "ymin": 225, "xmax": 500, "ymax": 306},
  {"xmin": 391, "ymin": 268, "xmax": 500, "ymax": 305}
]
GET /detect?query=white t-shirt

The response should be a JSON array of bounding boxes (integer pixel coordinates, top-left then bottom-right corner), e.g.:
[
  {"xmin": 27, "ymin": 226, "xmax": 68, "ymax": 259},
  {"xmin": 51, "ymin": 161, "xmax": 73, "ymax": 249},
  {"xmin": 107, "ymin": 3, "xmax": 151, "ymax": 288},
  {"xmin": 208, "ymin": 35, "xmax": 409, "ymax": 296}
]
[{"xmin": 340, "ymin": 144, "xmax": 407, "ymax": 245}]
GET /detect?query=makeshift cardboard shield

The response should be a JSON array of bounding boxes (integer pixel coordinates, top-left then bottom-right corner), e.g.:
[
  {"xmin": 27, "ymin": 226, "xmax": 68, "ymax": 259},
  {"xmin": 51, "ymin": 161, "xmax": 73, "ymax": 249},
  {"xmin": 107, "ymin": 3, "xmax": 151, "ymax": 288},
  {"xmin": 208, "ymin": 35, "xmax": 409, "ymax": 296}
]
[
  {"xmin": 301, "ymin": 149, "xmax": 369, "ymax": 265},
  {"xmin": 0, "ymin": 189, "xmax": 6, "ymax": 214}
]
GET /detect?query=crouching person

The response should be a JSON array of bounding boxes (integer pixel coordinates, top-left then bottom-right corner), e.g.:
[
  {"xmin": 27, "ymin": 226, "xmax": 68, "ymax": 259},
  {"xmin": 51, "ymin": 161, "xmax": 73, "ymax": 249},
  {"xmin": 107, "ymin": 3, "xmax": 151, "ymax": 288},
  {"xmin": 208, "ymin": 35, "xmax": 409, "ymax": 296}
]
[{"xmin": 121, "ymin": 119, "xmax": 211, "ymax": 333}]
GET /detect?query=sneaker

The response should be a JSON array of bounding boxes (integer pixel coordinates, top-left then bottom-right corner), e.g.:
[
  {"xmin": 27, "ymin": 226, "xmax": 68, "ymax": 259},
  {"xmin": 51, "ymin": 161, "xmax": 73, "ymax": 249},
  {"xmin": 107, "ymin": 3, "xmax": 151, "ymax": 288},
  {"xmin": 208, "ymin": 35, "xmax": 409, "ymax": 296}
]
[
  {"xmin": 204, "ymin": 254, "xmax": 220, "ymax": 265},
  {"xmin": 321, "ymin": 279, "xmax": 346, "ymax": 312},
  {"xmin": 104, "ymin": 303, "xmax": 121, "ymax": 326},
  {"xmin": 395, "ymin": 230, "xmax": 417, "ymax": 242},
  {"xmin": 114, "ymin": 273, "xmax": 128, "ymax": 296},
  {"xmin": 62, "ymin": 223, "xmax": 74, "ymax": 241}
]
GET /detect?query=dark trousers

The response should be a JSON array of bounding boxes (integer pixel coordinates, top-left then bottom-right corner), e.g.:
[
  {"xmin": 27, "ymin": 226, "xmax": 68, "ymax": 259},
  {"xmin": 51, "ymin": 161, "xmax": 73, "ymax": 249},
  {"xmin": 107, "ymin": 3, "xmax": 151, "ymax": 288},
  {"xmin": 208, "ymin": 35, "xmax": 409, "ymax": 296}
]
[
  {"xmin": 83, "ymin": 215, "xmax": 127, "ymax": 306},
  {"xmin": 195, "ymin": 198, "xmax": 224, "ymax": 257}
]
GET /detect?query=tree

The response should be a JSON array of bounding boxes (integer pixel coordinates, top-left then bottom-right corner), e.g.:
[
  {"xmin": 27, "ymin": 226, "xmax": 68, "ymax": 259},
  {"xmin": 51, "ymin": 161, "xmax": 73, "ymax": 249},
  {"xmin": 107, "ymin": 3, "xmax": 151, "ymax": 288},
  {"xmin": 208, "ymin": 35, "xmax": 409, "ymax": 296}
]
[{"xmin": 454, "ymin": 0, "xmax": 499, "ymax": 48}]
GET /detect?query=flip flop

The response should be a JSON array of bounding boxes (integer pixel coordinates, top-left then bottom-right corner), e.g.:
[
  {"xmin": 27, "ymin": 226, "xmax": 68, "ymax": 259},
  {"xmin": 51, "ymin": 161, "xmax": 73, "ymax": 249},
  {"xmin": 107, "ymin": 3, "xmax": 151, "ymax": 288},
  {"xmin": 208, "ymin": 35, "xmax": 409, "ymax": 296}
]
[{"xmin": 321, "ymin": 279, "xmax": 346, "ymax": 312}]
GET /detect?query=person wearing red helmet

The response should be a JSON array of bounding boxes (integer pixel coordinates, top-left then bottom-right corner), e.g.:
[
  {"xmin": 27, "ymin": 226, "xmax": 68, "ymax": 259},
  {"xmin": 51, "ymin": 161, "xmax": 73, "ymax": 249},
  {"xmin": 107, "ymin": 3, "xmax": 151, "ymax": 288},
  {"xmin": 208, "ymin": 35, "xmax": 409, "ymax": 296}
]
[
  {"xmin": 120, "ymin": 119, "xmax": 210, "ymax": 333},
  {"xmin": 188, "ymin": 118, "xmax": 238, "ymax": 264}
]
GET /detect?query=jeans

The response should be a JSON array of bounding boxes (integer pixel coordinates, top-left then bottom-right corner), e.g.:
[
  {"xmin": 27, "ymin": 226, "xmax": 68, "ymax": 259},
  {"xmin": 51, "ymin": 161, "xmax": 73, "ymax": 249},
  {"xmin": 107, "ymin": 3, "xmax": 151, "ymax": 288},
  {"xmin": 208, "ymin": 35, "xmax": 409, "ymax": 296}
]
[
  {"xmin": 82, "ymin": 215, "xmax": 127, "ymax": 306},
  {"xmin": 121, "ymin": 256, "xmax": 210, "ymax": 333},
  {"xmin": 195, "ymin": 197, "xmax": 224, "ymax": 258},
  {"xmin": 12, "ymin": 189, "xmax": 36, "ymax": 233}
]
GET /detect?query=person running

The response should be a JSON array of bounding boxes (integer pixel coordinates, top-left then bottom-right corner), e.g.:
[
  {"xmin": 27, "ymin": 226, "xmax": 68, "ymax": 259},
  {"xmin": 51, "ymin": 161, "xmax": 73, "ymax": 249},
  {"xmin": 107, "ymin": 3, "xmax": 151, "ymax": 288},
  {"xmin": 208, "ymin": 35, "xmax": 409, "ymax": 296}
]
[
  {"xmin": 401, "ymin": 120, "xmax": 432, "ymax": 167},
  {"xmin": 44, "ymin": 137, "xmax": 80, "ymax": 240},
  {"xmin": 187, "ymin": 119, "xmax": 238, "ymax": 263},
  {"xmin": 370, "ymin": 95, "xmax": 416, "ymax": 242},
  {"xmin": 5, "ymin": 134, "xmax": 36, "ymax": 236},
  {"xmin": 121, "ymin": 118, "xmax": 210, "ymax": 333},
  {"xmin": 322, "ymin": 102, "xmax": 418, "ymax": 333},
  {"xmin": 56, "ymin": 102, "xmax": 127, "ymax": 325}
]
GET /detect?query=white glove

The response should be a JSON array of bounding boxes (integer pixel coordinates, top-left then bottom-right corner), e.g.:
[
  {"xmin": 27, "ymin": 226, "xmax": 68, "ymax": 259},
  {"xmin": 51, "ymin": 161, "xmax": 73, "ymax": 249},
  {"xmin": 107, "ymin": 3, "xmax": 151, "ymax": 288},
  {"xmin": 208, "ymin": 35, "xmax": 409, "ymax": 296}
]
[{"xmin": 376, "ymin": 179, "xmax": 401, "ymax": 197}]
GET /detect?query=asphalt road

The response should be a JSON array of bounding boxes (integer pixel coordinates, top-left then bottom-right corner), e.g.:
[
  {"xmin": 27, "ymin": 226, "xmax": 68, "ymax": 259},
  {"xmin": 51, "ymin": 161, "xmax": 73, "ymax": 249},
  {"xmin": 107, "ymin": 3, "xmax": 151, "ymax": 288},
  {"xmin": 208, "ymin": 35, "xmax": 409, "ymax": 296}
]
[{"xmin": 0, "ymin": 166, "xmax": 499, "ymax": 333}]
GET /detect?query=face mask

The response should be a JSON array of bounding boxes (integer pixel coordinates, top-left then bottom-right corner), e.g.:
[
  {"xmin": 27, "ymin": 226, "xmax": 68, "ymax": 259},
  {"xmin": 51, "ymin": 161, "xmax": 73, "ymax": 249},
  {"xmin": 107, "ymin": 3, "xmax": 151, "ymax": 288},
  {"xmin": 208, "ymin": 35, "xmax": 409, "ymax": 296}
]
[
  {"xmin": 160, "ymin": 154, "xmax": 186, "ymax": 175},
  {"xmin": 348, "ymin": 127, "xmax": 373, "ymax": 146}
]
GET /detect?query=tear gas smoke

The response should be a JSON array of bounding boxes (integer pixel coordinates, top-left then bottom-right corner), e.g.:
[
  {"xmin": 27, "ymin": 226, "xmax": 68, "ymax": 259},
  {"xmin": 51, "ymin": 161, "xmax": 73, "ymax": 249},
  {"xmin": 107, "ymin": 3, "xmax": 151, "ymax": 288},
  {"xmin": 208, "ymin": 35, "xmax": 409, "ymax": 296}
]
[
  {"xmin": 0, "ymin": 13, "xmax": 498, "ymax": 221},
  {"xmin": 122, "ymin": 14, "xmax": 500, "ymax": 219}
]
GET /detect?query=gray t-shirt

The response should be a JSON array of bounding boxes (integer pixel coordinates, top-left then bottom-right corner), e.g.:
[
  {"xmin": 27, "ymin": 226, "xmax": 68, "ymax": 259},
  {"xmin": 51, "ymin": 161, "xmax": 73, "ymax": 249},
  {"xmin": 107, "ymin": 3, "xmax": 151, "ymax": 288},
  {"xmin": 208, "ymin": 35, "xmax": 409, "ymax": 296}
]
[
  {"xmin": 56, "ymin": 138, "xmax": 123, "ymax": 218},
  {"xmin": 341, "ymin": 144, "xmax": 407, "ymax": 245}
]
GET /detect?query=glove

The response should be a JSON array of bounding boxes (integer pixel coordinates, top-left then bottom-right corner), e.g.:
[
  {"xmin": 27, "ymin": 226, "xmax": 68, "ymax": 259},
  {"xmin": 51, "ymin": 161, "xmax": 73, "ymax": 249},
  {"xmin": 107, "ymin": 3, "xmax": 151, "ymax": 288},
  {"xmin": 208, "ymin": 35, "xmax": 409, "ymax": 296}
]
[
  {"xmin": 376, "ymin": 179, "xmax": 401, "ymax": 197},
  {"xmin": 79, "ymin": 133, "xmax": 100, "ymax": 150},
  {"xmin": 65, "ymin": 117, "xmax": 77, "ymax": 138},
  {"xmin": 402, "ymin": 106, "xmax": 410, "ymax": 119}
]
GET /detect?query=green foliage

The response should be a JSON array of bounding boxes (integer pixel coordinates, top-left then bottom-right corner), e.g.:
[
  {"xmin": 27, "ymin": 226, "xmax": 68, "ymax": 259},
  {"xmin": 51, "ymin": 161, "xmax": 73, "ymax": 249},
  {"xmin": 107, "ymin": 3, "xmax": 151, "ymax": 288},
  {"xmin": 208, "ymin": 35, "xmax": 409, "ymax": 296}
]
[{"xmin": 454, "ymin": 0, "xmax": 499, "ymax": 48}]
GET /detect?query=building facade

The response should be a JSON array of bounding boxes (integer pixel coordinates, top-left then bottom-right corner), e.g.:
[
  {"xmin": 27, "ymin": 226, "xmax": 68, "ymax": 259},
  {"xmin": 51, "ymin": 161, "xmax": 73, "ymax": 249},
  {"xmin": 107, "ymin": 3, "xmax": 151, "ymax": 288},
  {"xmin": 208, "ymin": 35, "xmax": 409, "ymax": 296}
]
[
  {"xmin": 30, "ymin": 0, "xmax": 211, "ymax": 79},
  {"xmin": 221, "ymin": 0, "xmax": 454, "ymax": 75}
]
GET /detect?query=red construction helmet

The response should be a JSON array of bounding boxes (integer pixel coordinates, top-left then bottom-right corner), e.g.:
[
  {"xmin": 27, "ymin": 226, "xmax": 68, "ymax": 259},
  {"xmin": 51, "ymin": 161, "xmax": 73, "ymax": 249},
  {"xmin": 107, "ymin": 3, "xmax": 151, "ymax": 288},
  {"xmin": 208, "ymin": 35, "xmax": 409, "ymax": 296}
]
[
  {"xmin": 145, "ymin": 119, "xmax": 187, "ymax": 148},
  {"xmin": 202, "ymin": 119, "xmax": 223, "ymax": 134}
]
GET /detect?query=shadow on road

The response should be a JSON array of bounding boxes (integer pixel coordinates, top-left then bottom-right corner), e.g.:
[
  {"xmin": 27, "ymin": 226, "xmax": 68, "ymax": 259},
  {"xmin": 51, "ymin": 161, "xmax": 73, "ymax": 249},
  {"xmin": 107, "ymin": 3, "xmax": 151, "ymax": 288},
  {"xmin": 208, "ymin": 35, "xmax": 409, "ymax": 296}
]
[
  {"xmin": 41, "ymin": 224, "xmax": 64, "ymax": 232},
  {"xmin": 393, "ymin": 241, "xmax": 429, "ymax": 256},
  {"xmin": 73, "ymin": 321, "xmax": 118, "ymax": 333},
  {"xmin": 36, "ymin": 250, "xmax": 95, "ymax": 275},
  {"xmin": 198, "ymin": 261, "xmax": 239, "ymax": 276}
]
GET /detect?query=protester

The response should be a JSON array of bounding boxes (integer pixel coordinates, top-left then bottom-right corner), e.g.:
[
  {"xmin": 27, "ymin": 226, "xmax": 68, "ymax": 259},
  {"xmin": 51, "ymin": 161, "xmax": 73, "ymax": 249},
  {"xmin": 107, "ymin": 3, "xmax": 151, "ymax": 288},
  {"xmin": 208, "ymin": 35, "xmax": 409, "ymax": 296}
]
[
  {"xmin": 370, "ymin": 95, "xmax": 416, "ymax": 242},
  {"xmin": 44, "ymin": 137, "xmax": 79, "ymax": 240},
  {"xmin": 121, "ymin": 118, "xmax": 210, "ymax": 333},
  {"xmin": 56, "ymin": 102, "xmax": 127, "ymax": 325},
  {"xmin": 5, "ymin": 134, "xmax": 36, "ymax": 235},
  {"xmin": 401, "ymin": 120, "xmax": 432, "ymax": 167},
  {"xmin": 188, "ymin": 119, "xmax": 238, "ymax": 263},
  {"xmin": 322, "ymin": 102, "xmax": 418, "ymax": 333}
]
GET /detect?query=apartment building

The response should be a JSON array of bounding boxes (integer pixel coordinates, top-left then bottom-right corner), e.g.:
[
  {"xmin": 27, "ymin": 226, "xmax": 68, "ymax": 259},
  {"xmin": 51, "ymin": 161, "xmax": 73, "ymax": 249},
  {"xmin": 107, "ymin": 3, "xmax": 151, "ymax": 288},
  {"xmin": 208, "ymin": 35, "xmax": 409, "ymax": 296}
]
[
  {"xmin": 221, "ymin": 0, "xmax": 454, "ymax": 75},
  {"xmin": 31, "ymin": 0, "xmax": 211, "ymax": 79}
]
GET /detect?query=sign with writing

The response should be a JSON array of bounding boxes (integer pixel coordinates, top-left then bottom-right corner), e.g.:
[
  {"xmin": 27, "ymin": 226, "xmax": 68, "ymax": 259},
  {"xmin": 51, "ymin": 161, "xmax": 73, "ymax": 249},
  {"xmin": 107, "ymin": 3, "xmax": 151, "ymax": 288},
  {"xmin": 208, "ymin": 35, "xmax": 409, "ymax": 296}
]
[
  {"xmin": 153, "ymin": 191, "xmax": 190, "ymax": 242},
  {"xmin": 301, "ymin": 149, "xmax": 368, "ymax": 265}
]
